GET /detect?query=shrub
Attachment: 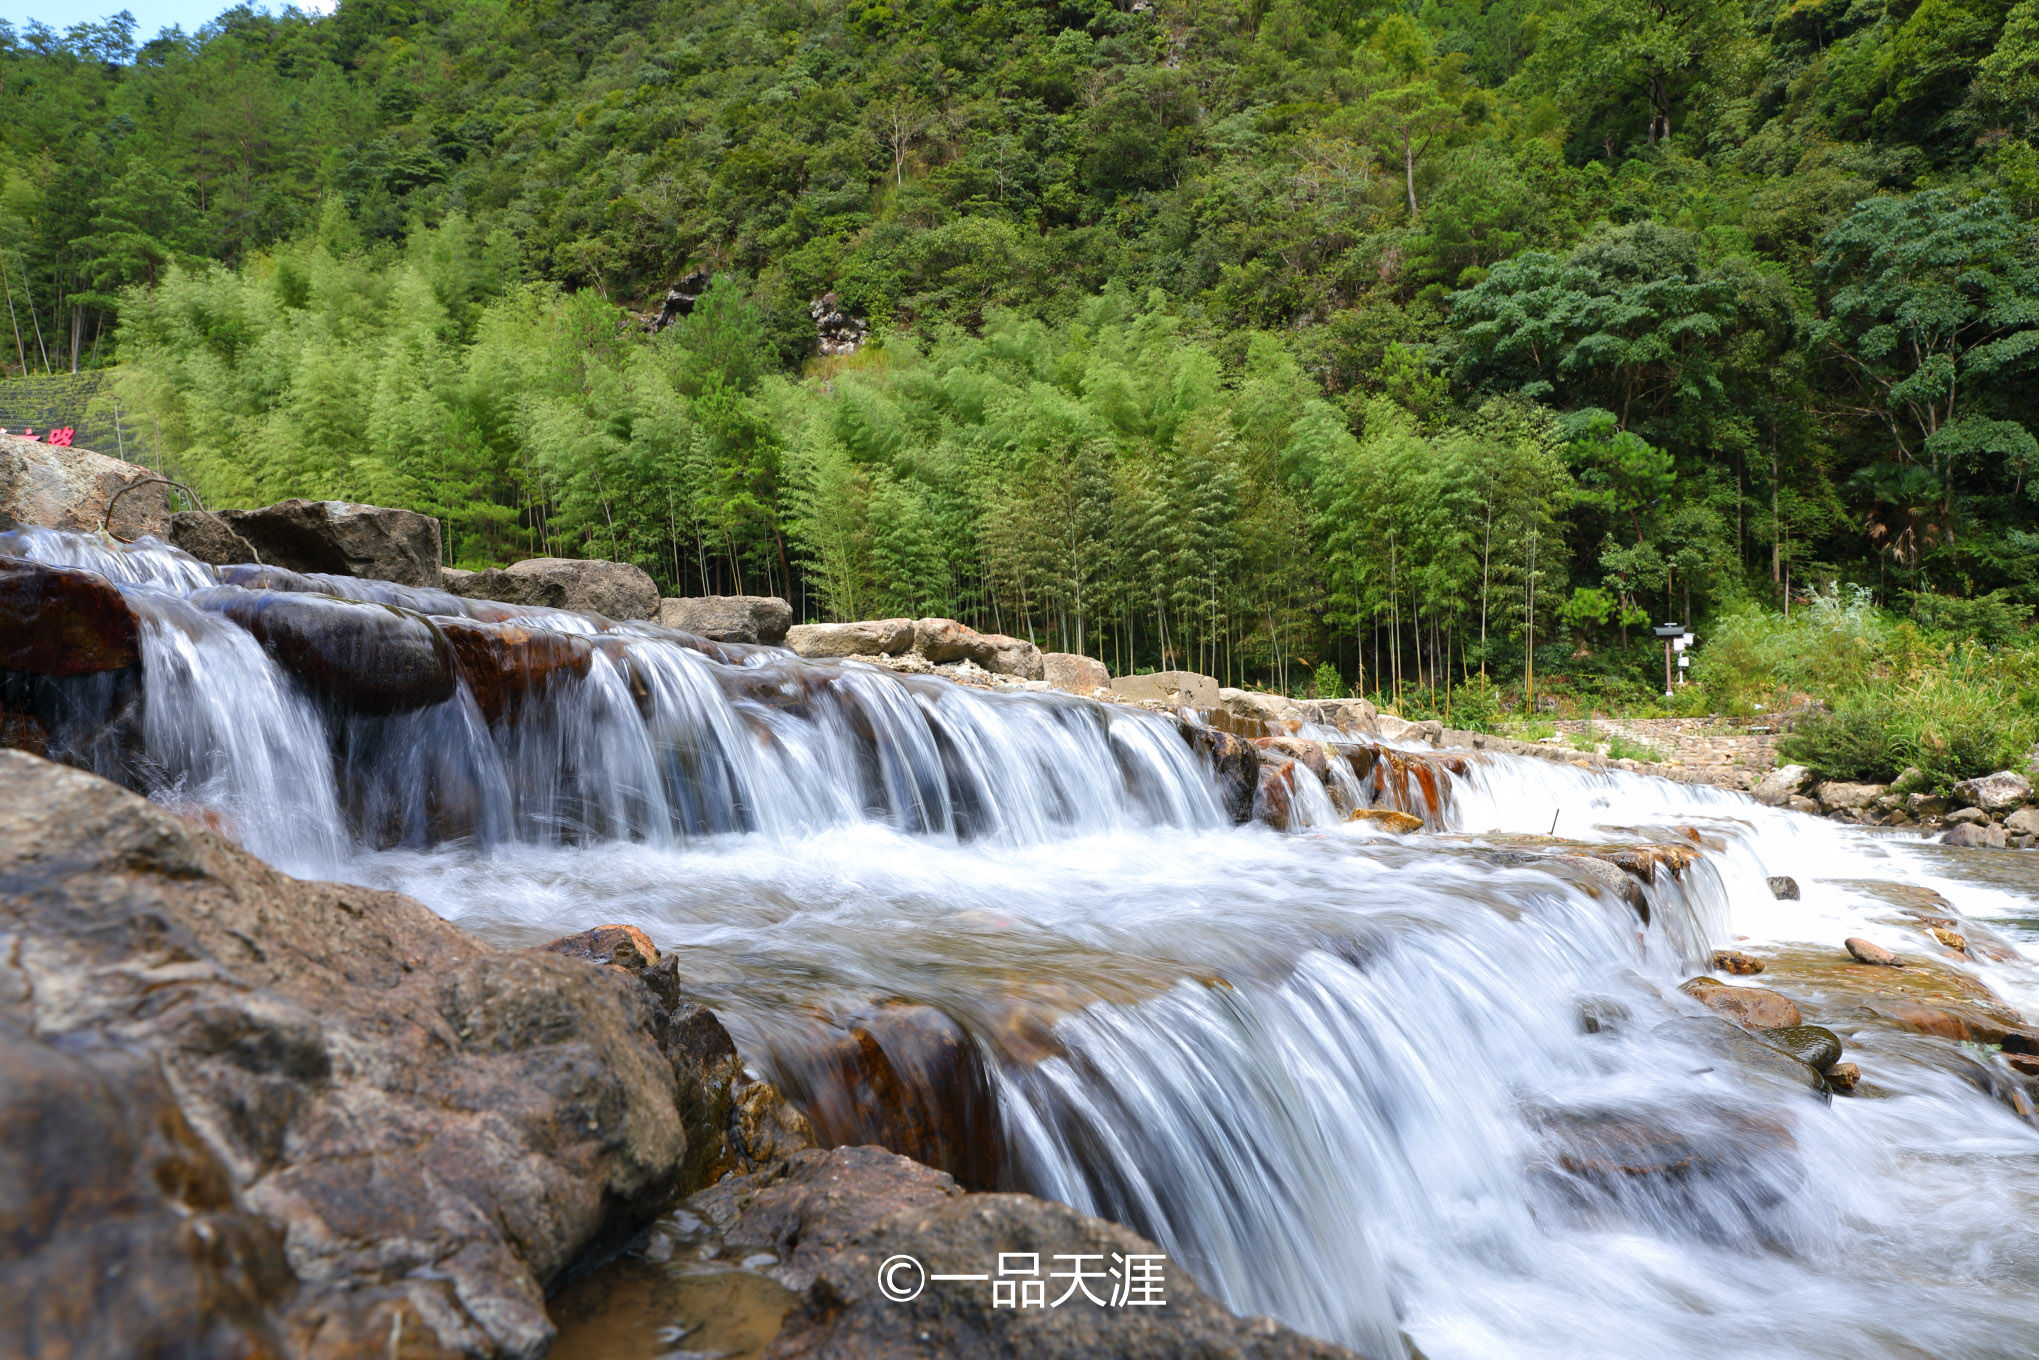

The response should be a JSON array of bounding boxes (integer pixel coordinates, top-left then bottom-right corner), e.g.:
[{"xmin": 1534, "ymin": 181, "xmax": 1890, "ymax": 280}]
[
  {"xmin": 1446, "ymin": 673, "xmax": 1503, "ymax": 732},
  {"xmin": 1311, "ymin": 662, "xmax": 1347, "ymax": 700},
  {"xmin": 1778, "ymin": 703, "xmax": 1902, "ymax": 783}
]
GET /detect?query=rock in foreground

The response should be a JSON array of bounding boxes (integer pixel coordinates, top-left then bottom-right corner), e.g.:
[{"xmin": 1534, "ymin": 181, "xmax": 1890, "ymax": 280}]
[
  {"xmin": 0, "ymin": 752, "xmax": 766, "ymax": 1359},
  {"xmin": 687, "ymin": 1145, "xmax": 1372, "ymax": 1360}
]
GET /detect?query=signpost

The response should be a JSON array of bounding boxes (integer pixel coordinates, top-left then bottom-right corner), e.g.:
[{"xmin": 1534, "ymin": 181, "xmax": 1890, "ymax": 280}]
[{"xmin": 1653, "ymin": 622, "xmax": 1694, "ymax": 698}]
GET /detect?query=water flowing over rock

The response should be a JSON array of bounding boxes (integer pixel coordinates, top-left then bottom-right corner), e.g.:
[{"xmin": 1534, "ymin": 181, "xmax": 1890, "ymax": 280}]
[
  {"xmin": 211, "ymin": 499, "xmax": 443, "ymax": 587},
  {"xmin": 0, "ymin": 433, "xmax": 171, "ymax": 538},
  {"xmin": 447, "ymin": 555, "xmax": 659, "ymax": 620},
  {"xmin": 659, "ymin": 593, "xmax": 794, "ymax": 644},
  {"xmin": 0, "ymin": 555, "xmax": 139, "ymax": 674},
  {"xmin": 199, "ymin": 586, "xmax": 457, "ymax": 714},
  {"xmin": 786, "ymin": 618, "xmax": 915, "ymax": 658},
  {"xmin": 435, "ymin": 615, "xmax": 595, "ymax": 725},
  {"xmin": 1183, "ymin": 723, "xmax": 1260, "ymax": 824}
]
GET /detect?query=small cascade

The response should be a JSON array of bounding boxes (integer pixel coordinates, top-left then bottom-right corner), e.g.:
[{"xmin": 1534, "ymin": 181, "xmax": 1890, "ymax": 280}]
[{"xmin": 7, "ymin": 529, "xmax": 2039, "ymax": 1360}]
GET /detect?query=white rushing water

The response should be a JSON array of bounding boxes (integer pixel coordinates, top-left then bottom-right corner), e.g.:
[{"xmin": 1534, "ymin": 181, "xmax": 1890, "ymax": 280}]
[{"xmin": 10, "ymin": 529, "xmax": 2039, "ymax": 1360}]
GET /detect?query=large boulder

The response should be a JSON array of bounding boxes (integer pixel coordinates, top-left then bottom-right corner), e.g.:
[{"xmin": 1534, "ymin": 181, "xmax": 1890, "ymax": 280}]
[
  {"xmin": 167, "ymin": 510, "xmax": 259, "ymax": 565},
  {"xmin": 447, "ymin": 556, "xmax": 659, "ymax": 621},
  {"xmin": 435, "ymin": 616, "xmax": 594, "ymax": 725},
  {"xmin": 687, "ymin": 1145, "xmax": 1369, "ymax": 1360},
  {"xmin": 1042, "ymin": 651, "xmax": 1110, "ymax": 694},
  {"xmin": 0, "ymin": 752, "xmax": 726, "ymax": 1359},
  {"xmin": 0, "ymin": 556, "xmax": 140, "ymax": 675},
  {"xmin": 1111, "ymin": 669, "xmax": 1221, "ymax": 707},
  {"xmin": 1751, "ymin": 764, "xmax": 1812, "ymax": 807},
  {"xmin": 211, "ymin": 499, "xmax": 443, "ymax": 588},
  {"xmin": 659, "ymin": 594, "xmax": 793, "ymax": 645},
  {"xmin": 199, "ymin": 587, "xmax": 456, "ymax": 713},
  {"xmin": 786, "ymin": 618, "xmax": 915, "ymax": 659},
  {"xmin": 1815, "ymin": 780, "xmax": 1886, "ymax": 814},
  {"xmin": 1952, "ymin": 770, "xmax": 2032, "ymax": 813},
  {"xmin": 1221, "ymin": 686, "xmax": 1304, "ymax": 727},
  {"xmin": 0, "ymin": 433, "xmax": 171, "ymax": 539},
  {"xmin": 914, "ymin": 617, "xmax": 1045, "ymax": 680}
]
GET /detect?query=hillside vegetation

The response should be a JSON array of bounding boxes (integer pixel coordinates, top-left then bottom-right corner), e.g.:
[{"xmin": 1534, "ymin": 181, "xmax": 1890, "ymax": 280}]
[{"xmin": 4, "ymin": 0, "xmax": 2039, "ymax": 709}]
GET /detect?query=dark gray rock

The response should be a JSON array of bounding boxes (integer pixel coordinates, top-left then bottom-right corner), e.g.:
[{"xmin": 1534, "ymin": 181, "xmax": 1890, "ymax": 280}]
[
  {"xmin": 168, "ymin": 510, "xmax": 260, "ymax": 565},
  {"xmin": 213, "ymin": 499, "xmax": 442, "ymax": 588},
  {"xmin": 1766, "ymin": 875, "xmax": 1800, "ymax": 900},
  {"xmin": 446, "ymin": 556, "xmax": 659, "ymax": 621},
  {"xmin": 197, "ymin": 586, "xmax": 456, "ymax": 714}
]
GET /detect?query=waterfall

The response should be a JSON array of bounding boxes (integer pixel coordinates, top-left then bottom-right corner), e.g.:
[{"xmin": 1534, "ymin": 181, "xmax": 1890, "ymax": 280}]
[{"xmin": 8, "ymin": 529, "xmax": 2039, "ymax": 1360}]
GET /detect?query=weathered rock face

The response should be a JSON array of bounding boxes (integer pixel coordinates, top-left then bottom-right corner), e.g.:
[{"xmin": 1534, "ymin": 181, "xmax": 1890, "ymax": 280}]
[
  {"xmin": 1943, "ymin": 821, "xmax": 2008, "ymax": 849},
  {"xmin": 1181, "ymin": 724, "xmax": 1259, "ymax": 824},
  {"xmin": 913, "ymin": 617, "xmax": 1045, "ymax": 680},
  {"xmin": 688, "ymin": 1146, "xmax": 1370, "ymax": 1360},
  {"xmin": 1814, "ymin": 780, "xmax": 1886, "ymax": 814},
  {"xmin": 0, "ymin": 555, "xmax": 140, "ymax": 675},
  {"xmin": 447, "ymin": 556, "xmax": 659, "ymax": 621},
  {"xmin": 0, "ymin": 433, "xmax": 172, "ymax": 539},
  {"xmin": 2007, "ymin": 807, "xmax": 2039, "ymax": 838},
  {"xmin": 1220, "ymin": 686, "xmax": 1303, "ymax": 728},
  {"xmin": 0, "ymin": 752, "xmax": 711, "ymax": 1359},
  {"xmin": 168, "ymin": 509, "xmax": 260, "ymax": 565},
  {"xmin": 1751, "ymin": 764, "xmax": 1811, "ymax": 807},
  {"xmin": 659, "ymin": 594, "xmax": 794, "ymax": 645},
  {"xmin": 1297, "ymin": 697, "xmax": 1380, "ymax": 738},
  {"xmin": 1375, "ymin": 714, "xmax": 1443, "ymax": 745},
  {"xmin": 1111, "ymin": 669, "xmax": 1221, "ymax": 707},
  {"xmin": 1042, "ymin": 651, "xmax": 1110, "ymax": 694},
  {"xmin": 213, "ymin": 499, "xmax": 442, "ymax": 588},
  {"xmin": 436, "ymin": 616, "xmax": 594, "ymax": 725},
  {"xmin": 198, "ymin": 586, "xmax": 456, "ymax": 714},
  {"xmin": 785, "ymin": 618, "xmax": 915, "ymax": 659},
  {"xmin": 1953, "ymin": 770, "xmax": 2032, "ymax": 813}
]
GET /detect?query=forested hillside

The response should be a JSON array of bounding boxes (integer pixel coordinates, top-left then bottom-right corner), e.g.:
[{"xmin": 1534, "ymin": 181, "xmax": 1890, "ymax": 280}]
[{"xmin": 5, "ymin": 0, "xmax": 2039, "ymax": 701}]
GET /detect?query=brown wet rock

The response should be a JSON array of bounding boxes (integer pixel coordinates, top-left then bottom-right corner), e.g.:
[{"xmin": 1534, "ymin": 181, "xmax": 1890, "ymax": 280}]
[
  {"xmin": 1347, "ymin": 808, "xmax": 1424, "ymax": 833},
  {"xmin": 1711, "ymin": 949, "xmax": 1764, "ymax": 975},
  {"xmin": 778, "ymin": 1002, "xmax": 1003, "ymax": 1192},
  {"xmin": 1826, "ymin": 1061, "xmax": 1861, "ymax": 1094},
  {"xmin": 0, "ymin": 704, "xmax": 48, "ymax": 755},
  {"xmin": 199, "ymin": 586, "xmax": 456, "ymax": 714},
  {"xmin": 689, "ymin": 1146, "xmax": 1369, "ymax": 1360},
  {"xmin": 0, "ymin": 751, "xmax": 775, "ymax": 1359},
  {"xmin": 1533, "ymin": 1100, "xmax": 1799, "ymax": 1200},
  {"xmin": 1762, "ymin": 1024, "xmax": 1844, "ymax": 1073},
  {"xmin": 1751, "ymin": 946, "xmax": 2032, "ymax": 1047},
  {"xmin": 1253, "ymin": 735, "xmax": 1331, "ymax": 786},
  {"xmin": 1845, "ymin": 937, "xmax": 1902, "ymax": 967},
  {"xmin": 1927, "ymin": 926, "xmax": 1968, "ymax": 953},
  {"xmin": 1253, "ymin": 759, "xmax": 1296, "ymax": 831},
  {"xmin": 0, "ymin": 555, "xmax": 140, "ymax": 675},
  {"xmin": 1656, "ymin": 1015, "xmax": 1828, "ymax": 1093},
  {"xmin": 543, "ymin": 923, "xmax": 662, "ymax": 972},
  {"xmin": 1180, "ymin": 723, "xmax": 1259, "ymax": 825},
  {"xmin": 436, "ymin": 615, "xmax": 594, "ymax": 724},
  {"xmin": 1680, "ymin": 977, "xmax": 1803, "ymax": 1029}
]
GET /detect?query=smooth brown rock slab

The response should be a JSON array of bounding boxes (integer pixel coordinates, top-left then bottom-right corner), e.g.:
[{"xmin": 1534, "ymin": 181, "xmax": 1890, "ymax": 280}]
[
  {"xmin": 689, "ymin": 1146, "xmax": 1372, "ymax": 1360},
  {"xmin": 0, "ymin": 751, "xmax": 697, "ymax": 1359},
  {"xmin": 0, "ymin": 555, "xmax": 140, "ymax": 675},
  {"xmin": 1681, "ymin": 977, "xmax": 1803, "ymax": 1029},
  {"xmin": 436, "ymin": 615, "xmax": 593, "ymax": 724}
]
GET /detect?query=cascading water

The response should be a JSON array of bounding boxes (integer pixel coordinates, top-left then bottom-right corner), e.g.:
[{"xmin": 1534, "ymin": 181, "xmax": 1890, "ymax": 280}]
[{"xmin": 9, "ymin": 527, "xmax": 2039, "ymax": 1360}]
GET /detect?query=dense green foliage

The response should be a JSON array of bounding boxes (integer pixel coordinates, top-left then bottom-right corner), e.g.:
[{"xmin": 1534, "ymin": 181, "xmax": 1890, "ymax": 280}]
[{"xmin": 6, "ymin": 0, "xmax": 2039, "ymax": 699}]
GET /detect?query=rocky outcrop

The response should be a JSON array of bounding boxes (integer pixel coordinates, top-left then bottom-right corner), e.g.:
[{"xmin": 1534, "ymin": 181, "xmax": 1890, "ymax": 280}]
[
  {"xmin": 1042, "ymin": 651, "xmax": 1110, "ymax": 694},
  {"xmin": 209, "ymin": 499, "xmax": 443, "ymax": 588},
  {"xmin": 0, "ymin": 433, "xmax": 171, "ymax": 539},
  {"xmin": 659, "ymin": 594, "xmax": 794, "ymax": 645},
  {"xmin": 811, "ymin": 291, "xmax": 869, "ymax": 356},
  {"xmin": 446, "ymin": 556, "xmax": 659, "ymax": 621},
  {"xmin": 198, "ymin": 586, "xmax": 456, "ymax": 714},
  {"xmin": 914, "ymin": 618, "xmax": 1044, "ymax": 680},
  {"xmin": 1182, "ymin": 724, "xmax": 1259, "ymax": 824},
  {"xmin": 786, "ymin": 618, "xmax": 916, "ymax": 659},
  {"xmin": 1111, "ymin": 669, "xmax": 1221, "ymax": 707},
  {"xmin": 0, "ymin": 752, "xmax": 789, "ymax": 1359},
  {"xmin": 0, "ymin": 555, "xmax": 140, "ymax": 675},
  {"xmin": 1952, "ymin": 770, "xmax": 2032, "ymax": 813},
  {"xmin": 687, "ymin": 1145, "xmax": 1370, "ymax": 1360}
]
